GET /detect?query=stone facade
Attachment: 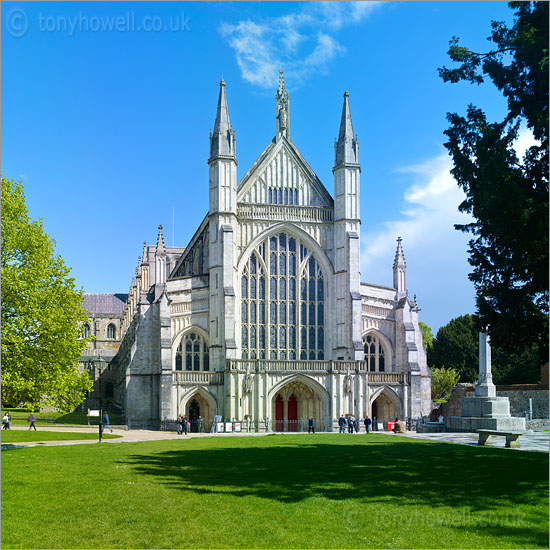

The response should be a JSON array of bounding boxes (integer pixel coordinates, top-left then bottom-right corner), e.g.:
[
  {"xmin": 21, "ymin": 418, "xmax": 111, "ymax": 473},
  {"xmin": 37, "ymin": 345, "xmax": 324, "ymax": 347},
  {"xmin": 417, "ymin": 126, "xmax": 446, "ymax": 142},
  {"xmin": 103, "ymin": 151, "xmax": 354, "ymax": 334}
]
[
  {"xmin": 109, "ymin": 73, "xmax": 432, "ymax": 431},
  {"xmin": 78, "ymin": 293, "xmax": 127, "ymax": 412}
]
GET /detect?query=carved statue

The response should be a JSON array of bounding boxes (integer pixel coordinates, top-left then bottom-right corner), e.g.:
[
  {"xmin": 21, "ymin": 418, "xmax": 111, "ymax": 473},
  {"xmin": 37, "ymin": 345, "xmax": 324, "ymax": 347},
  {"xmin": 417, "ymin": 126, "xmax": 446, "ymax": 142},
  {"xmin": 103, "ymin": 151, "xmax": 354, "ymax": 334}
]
[
  {"xmin": 278, "ymin": 105, "xmax": 287, "ymax": 131},
  {"xmin": 243, "ymin": 373, "xmax": 253, "ymax": 394},
  {"xmin": 344, "ymin": 374, "xmax": 353, "ymax": 393}
]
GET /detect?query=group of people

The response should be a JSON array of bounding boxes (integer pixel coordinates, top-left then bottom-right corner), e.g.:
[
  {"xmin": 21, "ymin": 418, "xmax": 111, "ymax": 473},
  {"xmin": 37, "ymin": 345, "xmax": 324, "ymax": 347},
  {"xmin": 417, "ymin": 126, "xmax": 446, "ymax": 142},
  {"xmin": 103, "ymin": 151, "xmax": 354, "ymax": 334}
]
[
  {"xmin": 338, "ymin": 414, "xmax": 373, "ymax": 433},
  {"xmin": 176, "ymin": 414, "xmax": 190, "ymax": 435}
]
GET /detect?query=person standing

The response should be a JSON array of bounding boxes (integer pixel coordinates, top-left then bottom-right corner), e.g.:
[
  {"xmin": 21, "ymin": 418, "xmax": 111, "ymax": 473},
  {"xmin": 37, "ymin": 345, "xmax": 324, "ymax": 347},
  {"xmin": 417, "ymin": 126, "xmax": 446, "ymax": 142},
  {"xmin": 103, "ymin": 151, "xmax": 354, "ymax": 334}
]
[
  {"xmin": 102, "ymin": 412, "xmax": 113, "ymax": 433},
  {"xmin": 177, "ymin": 415, "xmax": 183, "ymax": 435},
  {"xmin": 364, "ymin": 415, "xmax": 372, "ymax": 434},
  {"xmin": 197, "ymin": 415, "xmax": 204, "ymax": 433},
  {"xmin": 182, "ymin": 416, "xmax": 189, "ymax": 435},
  {"xmin": 347, "ymin": 415, "xmax": 354, "ymax": 434},
  {"xmin": 2, "ymin": 413, "xmax": 9, "ymax": 430},
  {"xmin": 338, "ymin": 414, "xmax": 346, "ymax": 433},
  {"xmin": 308, "ymin": 416, "xmax": 315, "ymax": 433},
  {"xmin": 27, "ymin": 412, "xmax": 37, "ymax": 431}
]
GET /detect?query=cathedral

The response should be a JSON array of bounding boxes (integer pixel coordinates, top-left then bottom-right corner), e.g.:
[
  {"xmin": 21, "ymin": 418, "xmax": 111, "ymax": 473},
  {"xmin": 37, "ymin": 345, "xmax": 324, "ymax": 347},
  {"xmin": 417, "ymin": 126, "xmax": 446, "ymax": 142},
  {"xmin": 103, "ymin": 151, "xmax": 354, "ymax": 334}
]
[{"xmin": 94, "ymin": 71, "xmax": 431, "ymax": 431}]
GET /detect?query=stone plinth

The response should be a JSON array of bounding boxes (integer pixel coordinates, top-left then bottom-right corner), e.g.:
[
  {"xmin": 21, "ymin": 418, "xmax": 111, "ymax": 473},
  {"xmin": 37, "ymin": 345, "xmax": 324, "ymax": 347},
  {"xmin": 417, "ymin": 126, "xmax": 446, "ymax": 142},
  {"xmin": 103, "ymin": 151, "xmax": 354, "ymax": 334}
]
[{"xmin": 447, "ymin": 413, "xmax": 525, "ymax": 432}]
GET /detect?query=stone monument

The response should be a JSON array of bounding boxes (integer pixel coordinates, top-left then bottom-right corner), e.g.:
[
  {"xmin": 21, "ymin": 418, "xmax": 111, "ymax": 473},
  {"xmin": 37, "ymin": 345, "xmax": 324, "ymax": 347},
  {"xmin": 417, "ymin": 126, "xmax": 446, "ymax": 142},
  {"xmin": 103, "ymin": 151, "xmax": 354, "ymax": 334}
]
[{"xmin": 447, "ymin": 332, "xmax": 526, "ymax": 432}]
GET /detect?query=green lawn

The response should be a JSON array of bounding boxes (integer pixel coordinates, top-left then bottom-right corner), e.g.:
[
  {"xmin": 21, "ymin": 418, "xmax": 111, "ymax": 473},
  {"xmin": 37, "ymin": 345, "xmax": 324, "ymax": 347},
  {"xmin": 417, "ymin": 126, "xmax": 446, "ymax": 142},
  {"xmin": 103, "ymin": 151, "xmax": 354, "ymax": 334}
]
[
  {"xmin": 2, "ymin": 434, "xmax": 548, "ymax": 549},
  {"xmin": 1, "ymin": 430, "xmax": 121, "ymax": 443},
  {"xmin": 2, "ymin": 410, "xmax": 121, "ymax": 426}
]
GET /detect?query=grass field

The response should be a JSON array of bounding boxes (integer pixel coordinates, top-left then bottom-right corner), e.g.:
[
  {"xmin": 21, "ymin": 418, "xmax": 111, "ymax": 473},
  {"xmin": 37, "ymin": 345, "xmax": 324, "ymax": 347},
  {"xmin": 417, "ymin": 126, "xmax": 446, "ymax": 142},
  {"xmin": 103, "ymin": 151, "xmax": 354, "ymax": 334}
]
[
  {"xmin": 1, "ymin": 410, "xmax": 121, "ymax": 426},
  {"xmin": 1, "ymin": 430, "xmax": 122, "ymax": 443},
  {"xmin": 2, "ymin": 434, "xmax": 548, "ymax": 549}
]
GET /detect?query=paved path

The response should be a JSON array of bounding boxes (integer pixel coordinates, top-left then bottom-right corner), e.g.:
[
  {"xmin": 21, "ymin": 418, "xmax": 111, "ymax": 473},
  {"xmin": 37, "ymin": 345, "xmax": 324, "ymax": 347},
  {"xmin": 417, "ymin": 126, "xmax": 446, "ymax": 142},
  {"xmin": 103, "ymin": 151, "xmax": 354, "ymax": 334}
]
[{"xmin": 2, "ymin": 425, "xmax": 548, "ymax": 452}]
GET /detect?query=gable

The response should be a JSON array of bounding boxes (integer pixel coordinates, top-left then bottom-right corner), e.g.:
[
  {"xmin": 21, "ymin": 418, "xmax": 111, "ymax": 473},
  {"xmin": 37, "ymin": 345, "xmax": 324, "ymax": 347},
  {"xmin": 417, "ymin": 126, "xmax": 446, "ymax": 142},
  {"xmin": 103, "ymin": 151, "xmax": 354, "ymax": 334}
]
[{"xmin": 237, "ymin": 137, "xmax": 334, "ymax": 208}]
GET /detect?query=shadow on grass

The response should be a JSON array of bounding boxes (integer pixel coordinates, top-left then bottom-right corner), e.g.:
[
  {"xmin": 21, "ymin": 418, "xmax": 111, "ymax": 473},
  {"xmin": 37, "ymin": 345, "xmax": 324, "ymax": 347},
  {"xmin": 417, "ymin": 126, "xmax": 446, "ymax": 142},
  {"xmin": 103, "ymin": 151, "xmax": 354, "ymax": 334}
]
[{"xmin": 120, "ymin": 434, "xmax": 548, "ymax": 547}]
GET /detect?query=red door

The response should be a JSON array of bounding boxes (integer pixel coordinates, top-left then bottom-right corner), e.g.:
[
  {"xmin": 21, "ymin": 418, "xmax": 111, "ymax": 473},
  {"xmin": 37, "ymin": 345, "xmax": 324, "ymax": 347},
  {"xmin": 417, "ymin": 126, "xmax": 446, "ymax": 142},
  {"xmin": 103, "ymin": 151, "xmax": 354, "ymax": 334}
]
[
  {"xmin": 275, "ymin": 395, "xmax": 284, "ymax": 431},
  {"xmin": 288, "ymin": 395, "xmax": 298, "ymax": 432}
]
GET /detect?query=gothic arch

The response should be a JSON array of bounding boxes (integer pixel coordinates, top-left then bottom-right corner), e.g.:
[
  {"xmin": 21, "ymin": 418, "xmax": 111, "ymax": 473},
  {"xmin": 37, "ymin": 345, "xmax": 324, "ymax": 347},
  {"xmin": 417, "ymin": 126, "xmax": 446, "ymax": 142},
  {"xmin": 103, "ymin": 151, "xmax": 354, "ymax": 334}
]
[
  {"xmin": 171, "ymin": 325, "xmax": 210, "ymax": 366},
  {"xmin": 369, "ymin": 386, "xmax": 402, "ymax": 422},
  {"xmin": 179, "ymin": 385, "xmax": 218, "ymax": 411},
  {"xmin": 178, "ymin": 386, "xmax": 218, "ymax": 432},
  {"xmin": 237, "ymin": 223, "xmax": 334, "ymax": 278},
  {"xmin": 268, "ymin": 373, "xmax": 330, "ymax": 404},
  {"xmin": 362, "ymin": 329, "xmax": 393, "ymax": 372}
]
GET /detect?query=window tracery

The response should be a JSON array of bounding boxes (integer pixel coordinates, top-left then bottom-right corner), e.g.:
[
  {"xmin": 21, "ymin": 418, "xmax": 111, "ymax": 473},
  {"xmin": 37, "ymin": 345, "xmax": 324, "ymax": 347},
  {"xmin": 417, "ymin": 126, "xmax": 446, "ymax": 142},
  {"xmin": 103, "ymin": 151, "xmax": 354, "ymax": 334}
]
[
  {"xmin": 241, "ymin": 232, "xmax": 325, "ymax": 360},
  {"xmin": 175, "ymin": 331, "xmax": 209, "ymax": 371},
  {"xmin": 363, "ymin": 333, "xmax": 386, "ymax": 372}
]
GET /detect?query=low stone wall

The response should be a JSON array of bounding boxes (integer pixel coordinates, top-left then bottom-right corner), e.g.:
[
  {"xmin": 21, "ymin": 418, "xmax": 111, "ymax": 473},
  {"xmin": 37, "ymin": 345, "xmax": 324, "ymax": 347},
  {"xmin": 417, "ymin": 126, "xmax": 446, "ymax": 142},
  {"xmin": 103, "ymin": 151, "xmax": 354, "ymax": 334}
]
[
  {"xmin": 431, "ymin": 383, "xmax": 549, "ymax": 421},
  {"xmin": 496, "ymin": 387, "xmax": 549, "ymax": 419}
]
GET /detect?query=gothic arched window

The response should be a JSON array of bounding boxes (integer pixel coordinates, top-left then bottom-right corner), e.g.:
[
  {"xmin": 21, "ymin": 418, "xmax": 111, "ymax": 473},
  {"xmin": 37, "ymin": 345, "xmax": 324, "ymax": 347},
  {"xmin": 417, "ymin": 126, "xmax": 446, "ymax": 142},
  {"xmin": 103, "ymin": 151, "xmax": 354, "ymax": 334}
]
[
  {"xmin": 175, "ymin": 331, "xmax": 209, "ymax": 371},
  {"xmin": 241, "ymin": 232, "xmax": 325, "ymax": 361},
  {"xmin": 107, "ymin": 324, "xmax": 116, "ymax": 339},
  {"xmin": 363, "ymin": 334, "xmax": 386, "ymax": 372},
  {"xmin": 83, "ymin": 324, "xmax": 90, "ymax": 338}
]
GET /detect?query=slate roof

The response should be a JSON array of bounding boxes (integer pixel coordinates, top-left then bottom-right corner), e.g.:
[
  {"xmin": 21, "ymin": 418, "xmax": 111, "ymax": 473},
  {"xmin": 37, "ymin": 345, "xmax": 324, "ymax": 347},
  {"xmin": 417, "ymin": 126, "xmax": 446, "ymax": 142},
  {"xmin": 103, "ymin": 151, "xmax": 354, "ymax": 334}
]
[{"xmin": 83, "ymin": 293, "xmax": 128, "ymax": 315}]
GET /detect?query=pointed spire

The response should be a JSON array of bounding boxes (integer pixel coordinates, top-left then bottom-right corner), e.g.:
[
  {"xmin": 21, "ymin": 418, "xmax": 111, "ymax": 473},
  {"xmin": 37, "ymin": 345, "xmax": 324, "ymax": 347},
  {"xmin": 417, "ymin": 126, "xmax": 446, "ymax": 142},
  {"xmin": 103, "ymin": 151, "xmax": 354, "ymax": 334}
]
[
  {"xmin": 275, "ymin": 69, "xmax": 290, "ymax": 140},
  {"xmin": 142, "ymin": 241, "xmax": 148, "ymax": 265},
  {"xmin": 334, "ymin": 90, "xmax": 359, "ymax": 168},
  {"xmin": 209, "ymin": 78, "xmax": 235, "ymax": 160},
  {"xmin": 393, "ymin": 236, "xmax": 406, "ymax": 268},
  {"xmin": 393, "ymin": 236, "xmax": 407, "ymax": 295},
  {"xmin": 156, "ymin": 224, "xmax": 166, "ymax": 255}
]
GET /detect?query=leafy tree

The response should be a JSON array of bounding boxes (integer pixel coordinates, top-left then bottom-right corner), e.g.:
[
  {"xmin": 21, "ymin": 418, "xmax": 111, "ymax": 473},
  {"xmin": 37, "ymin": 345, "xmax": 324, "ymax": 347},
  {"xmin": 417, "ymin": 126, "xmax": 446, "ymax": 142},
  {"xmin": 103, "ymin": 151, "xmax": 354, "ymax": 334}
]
[
  {"xmin": 439, "ymin": 2, "xmax": 549, "ymax": 362},
  {"xmin": 1, "ymin": 176, "xmax": 92, "ymax": 410},
  {"xmin": 428, "ymin": 313, "xmax": 540, "ymax": 384},
  {"xmin": 431, "ymin": 367, "xmax": 460, "ymax": 401},
  {"xmin": 428, "ymin": 315, "xmax": 479, "ymax": 383},
  {"xmin": 419, "ymin": 321, "xmax": 434, "ymax": 352}
]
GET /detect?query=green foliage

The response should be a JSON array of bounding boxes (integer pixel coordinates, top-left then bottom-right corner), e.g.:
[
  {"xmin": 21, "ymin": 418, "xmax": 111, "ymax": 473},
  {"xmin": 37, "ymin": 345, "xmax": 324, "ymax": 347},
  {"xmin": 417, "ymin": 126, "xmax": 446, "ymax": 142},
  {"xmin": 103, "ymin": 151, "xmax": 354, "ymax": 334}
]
[
  {"xmin": 431, "ymin": 367, "xmax": 460, "ymax": 401},
  {"xmin": 419, "ymin": 321, "xmax": 434, "ymax": 351},
  {"xmin": 439, "ymin": 2, "xmax": 549, "ymax": 362},
  {"xmin": 428, "ymin": 314, "xmax": 541, "ymax": 384},
  {"xmin": 1, "ymin": 176, "xmax": 93, "ymax": 410},
  {"xmin": 2, "ymin": 436, "xmax": 548, "ymax": 549}
]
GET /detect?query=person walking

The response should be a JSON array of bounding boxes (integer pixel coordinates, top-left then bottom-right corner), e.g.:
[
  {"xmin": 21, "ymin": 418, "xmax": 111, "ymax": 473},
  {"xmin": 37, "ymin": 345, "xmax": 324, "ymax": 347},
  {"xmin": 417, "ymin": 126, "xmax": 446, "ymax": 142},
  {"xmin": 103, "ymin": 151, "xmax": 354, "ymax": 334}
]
[
  {"xmin": 27, "ymin": 412, "xmax": 37, "ymax": 431},
  {"xmin": 308, "ymin": 416, "xmax": 315, "ymax": 434},
  {"xmin": 364, "ymin": 415, "xmax": 372, "ymax": 434},
  {"xmin": 2, "ymin": 412, "xmax": 9, "ymax": 430},
  {"xmin": 177, "ymin": 415, "xmax": 183, "ymax": 435},
  {"xmin": 182, "ymin": 416, "xmax": 189, "ymax": 435},
  {"xmin": 338, "ymin": 414, "xmax": 347, "ymax": 433},
  {"xmin": 102, "ymin": 412, "xmax": 113, "ymax": 433}
]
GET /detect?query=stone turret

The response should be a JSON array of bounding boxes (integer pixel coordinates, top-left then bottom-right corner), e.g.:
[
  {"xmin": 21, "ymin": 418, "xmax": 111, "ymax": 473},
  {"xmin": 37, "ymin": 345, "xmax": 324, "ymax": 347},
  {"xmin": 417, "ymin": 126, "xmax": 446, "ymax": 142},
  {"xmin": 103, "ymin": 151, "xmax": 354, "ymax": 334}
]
[
  {"xmin": 393, "ymin": 237, "xmax": 407, "ymax": 297},
  {"xmin": 334, "ymin": 90, "xmax": 359, "ymax": 168},
  {"xmin": 209, "ymin": 79, "xmax": 235, "ymax": 161}
]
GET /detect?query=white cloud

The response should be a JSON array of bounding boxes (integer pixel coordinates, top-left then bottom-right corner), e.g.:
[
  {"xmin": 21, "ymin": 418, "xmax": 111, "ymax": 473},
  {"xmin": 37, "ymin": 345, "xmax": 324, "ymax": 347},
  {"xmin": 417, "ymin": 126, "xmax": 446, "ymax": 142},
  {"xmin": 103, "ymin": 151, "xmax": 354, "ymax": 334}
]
[{"xmin": 220, "ymin": 2, "xmax": 383, "ymax": 88}]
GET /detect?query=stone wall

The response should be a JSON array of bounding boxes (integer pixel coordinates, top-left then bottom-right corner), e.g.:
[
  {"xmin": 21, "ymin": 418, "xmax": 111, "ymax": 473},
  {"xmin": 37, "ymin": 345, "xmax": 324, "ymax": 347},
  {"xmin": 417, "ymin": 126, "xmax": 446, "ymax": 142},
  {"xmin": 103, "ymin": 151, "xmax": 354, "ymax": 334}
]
[{"xmin": 431, "ymin": 383, "xmax": 549, "ymax": 420}]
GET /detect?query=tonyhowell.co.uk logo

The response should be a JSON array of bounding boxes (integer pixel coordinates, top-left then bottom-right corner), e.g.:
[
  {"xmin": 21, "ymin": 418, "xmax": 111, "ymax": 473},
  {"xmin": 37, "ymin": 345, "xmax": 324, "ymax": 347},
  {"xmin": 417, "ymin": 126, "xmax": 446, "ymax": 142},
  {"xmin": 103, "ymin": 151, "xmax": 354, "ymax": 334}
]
[{"xmin": 6, "ymin": 9, "xmax": 191, "ymax": 38}]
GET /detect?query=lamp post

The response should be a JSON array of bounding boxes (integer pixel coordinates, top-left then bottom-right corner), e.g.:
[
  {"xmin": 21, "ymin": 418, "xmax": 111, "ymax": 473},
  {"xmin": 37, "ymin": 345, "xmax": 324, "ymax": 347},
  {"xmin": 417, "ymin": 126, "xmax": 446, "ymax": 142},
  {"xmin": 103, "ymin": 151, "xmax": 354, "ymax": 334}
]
[{"xmin": 95, "ymin": 355, "xmax": 107, "ymax": 442}]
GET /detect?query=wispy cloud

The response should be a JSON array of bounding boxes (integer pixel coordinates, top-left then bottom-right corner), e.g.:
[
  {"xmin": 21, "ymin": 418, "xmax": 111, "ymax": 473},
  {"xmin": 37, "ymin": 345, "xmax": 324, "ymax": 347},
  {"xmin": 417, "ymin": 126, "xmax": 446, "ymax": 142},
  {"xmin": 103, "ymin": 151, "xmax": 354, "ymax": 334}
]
[{"xmin": 220, "ymin": 2, "xmax": 383, "ymax": 88}]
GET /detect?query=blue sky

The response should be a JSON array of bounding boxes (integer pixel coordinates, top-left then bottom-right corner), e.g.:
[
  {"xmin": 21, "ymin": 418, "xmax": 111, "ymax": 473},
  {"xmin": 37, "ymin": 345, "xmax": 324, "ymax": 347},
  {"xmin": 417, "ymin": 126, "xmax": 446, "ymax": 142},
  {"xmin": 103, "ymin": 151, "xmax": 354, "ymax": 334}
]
[{"xmin": 2, "ymin": 1, "xmax": 519, "ymax": 332}]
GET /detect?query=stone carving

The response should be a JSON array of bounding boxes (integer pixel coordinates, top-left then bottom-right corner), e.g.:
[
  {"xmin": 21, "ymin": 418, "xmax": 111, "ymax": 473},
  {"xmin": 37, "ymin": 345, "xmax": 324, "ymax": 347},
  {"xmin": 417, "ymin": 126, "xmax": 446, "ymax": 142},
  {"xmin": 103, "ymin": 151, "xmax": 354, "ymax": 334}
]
[
  {"xmin": 344, "ymin": 374, "xmax": 353, "ymax": 393},
  {"xmin": 243, "ymin": 372, "xmax": 253, "ymax": 394},
  {"xmin": 278, "ymin": 105, "xmax": 287, "ymax": 131}
]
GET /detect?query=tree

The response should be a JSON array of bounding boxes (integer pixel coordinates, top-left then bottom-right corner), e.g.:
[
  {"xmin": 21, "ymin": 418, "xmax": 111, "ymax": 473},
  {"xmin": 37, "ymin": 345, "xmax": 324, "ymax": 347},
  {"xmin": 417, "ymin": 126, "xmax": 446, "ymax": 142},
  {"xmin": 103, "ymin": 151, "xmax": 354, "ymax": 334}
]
[
  {"xmin": 428, "ymin": 313, "xmax": 540, "ymax": 384},
  {"xmin": 431, "ymin": 367, "xmax": 460, "ymax": 401},
  {"xmin": 439, "ymin": 2, "xmax": 549, "ymax": 362},
  {"xmin": 1, "ymin": 176, "xmax": 92, "ymax": 410},
  {"xmin": 419, "ymin": 321, "xmax": 434, "ymax": 352}
]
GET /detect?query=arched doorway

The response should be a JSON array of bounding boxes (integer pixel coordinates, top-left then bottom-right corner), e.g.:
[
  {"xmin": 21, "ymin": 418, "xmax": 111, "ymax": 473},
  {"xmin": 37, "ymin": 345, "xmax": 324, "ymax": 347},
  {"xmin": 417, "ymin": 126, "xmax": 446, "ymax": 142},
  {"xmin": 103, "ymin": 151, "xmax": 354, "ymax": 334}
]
[
  {"xmin": 271, "ymin": 377, "xmax": 328, "ymax": 432},
  {"xmin": 183, "ymin": 390, "xmax": 216, "ymax": 433},
  {"xmin": 371, "ymin": 388, "xmax": 401, "ymax": 427}
]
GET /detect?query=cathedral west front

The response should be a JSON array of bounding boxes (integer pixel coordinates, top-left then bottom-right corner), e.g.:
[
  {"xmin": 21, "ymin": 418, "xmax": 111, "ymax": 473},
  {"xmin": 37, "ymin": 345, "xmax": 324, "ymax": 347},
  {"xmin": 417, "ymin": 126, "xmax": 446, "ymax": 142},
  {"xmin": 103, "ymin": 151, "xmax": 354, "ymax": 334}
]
[{"xmin": 90, "ymin": 71, "xmax": 431, "ymax": 431}]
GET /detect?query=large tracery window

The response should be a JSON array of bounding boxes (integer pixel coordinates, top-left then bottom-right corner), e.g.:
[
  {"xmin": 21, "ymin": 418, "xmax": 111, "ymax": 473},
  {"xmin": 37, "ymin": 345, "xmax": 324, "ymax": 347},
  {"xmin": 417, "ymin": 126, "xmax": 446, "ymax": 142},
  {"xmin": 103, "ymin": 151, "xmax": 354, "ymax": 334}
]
[
  {"xmin": 241, "ymin": 232, "xmax": 325, "ymax": 361},
  {"xmin": 363, "ymin": 333, "xmax": 386, "ymax": 372},
  {"xmin": 175, "ymin": 331, "xmax": 209, "ymax": 371}
]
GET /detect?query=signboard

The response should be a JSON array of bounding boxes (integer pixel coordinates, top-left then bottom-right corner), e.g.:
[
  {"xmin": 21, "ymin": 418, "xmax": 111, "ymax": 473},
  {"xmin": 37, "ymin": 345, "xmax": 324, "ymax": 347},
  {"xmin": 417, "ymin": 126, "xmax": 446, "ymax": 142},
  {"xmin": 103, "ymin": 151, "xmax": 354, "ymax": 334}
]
[
  {"xmin": 234, "ymin": 422, "xmax": 241, "ymax": 432},
  {"xmin": 217, "ymin": 422, "xmax": 224, "ymax": 433},
  {"xmin": 88, "ymin": 410, "xmax": 100, "ymax": 417},
  {"xmin": 225, "ymin": 422, "xmax": 233, "ymax": 432},
  {"xmin": 377, "ymin": 422, "xmax": 384, "ymax": 431},
  {"xmin": 387, "ymin": 421, "xmax": 395, "ymax": 432}
]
